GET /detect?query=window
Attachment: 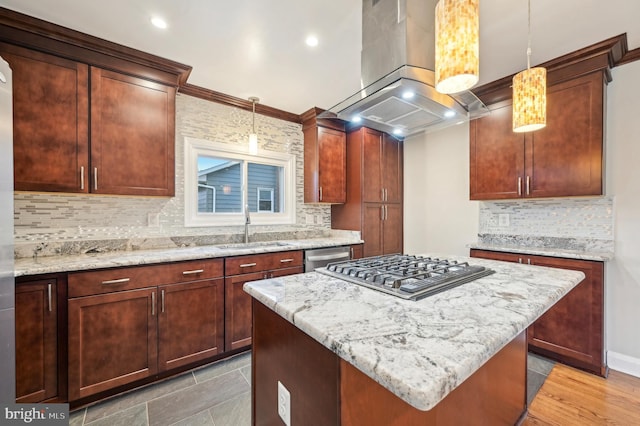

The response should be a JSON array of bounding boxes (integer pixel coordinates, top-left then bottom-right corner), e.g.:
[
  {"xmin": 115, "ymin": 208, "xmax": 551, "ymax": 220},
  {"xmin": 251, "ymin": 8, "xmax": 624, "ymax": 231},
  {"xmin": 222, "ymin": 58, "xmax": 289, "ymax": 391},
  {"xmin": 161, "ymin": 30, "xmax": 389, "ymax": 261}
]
[{"xmin": 185, "ymin": 137, "xmax": 296, "ymax": 226}]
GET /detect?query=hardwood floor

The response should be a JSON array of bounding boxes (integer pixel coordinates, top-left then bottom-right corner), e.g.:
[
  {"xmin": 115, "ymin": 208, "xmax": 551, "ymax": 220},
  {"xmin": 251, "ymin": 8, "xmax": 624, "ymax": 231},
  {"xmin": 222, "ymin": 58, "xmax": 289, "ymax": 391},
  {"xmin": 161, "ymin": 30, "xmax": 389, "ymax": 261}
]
[{"xmin": 524, "ymin": 364, "xmax": 640, "ymax": 425}]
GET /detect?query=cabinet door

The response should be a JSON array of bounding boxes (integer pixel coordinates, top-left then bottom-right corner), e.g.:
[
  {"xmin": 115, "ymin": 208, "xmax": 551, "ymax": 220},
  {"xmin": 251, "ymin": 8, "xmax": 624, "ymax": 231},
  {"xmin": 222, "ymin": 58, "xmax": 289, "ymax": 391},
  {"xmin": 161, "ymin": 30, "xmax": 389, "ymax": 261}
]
[
  {"xmin": 362, "ymin": 203, "xmax": 384, "ymax": 257},
  {"xmin": 526, "ymin": 72, "xmax": 604, "ymax": 198},
  {"xmin": 382, "ymin": 204, "xmax": 403, "ymax": 255},
  {"xmin": 270, "ymin": 266, "xmax": 304, "ymax": 279},
  {"xmin": 350, "ymin": 244, "xmax": 364, "ymax": 260},
  {"xmin": 317, "ymin": 127, "xmax": 346, "ymax": 203},
  {"xmin": 15, "ymin": 280, "xmax": 57, "ymax": 403},
  {"xmin": 469, "ymin": 103, "xmax": 525, "ymax": 200},
  {"xmin": 158, "ymin": 279, "xmax": 224, "ymax": 371},
  {"xmin": 1, "ymin": 43, "xmax": 89, "ymax": 193},
  {"xmin": 528, "ymin": 256, "xmax": 604, "ymax": 375},
  {"xmin": 68, "ymin": 288, "xmax": 158, "ymax": 400},
  {"xmin": 90, "ymin": 67, "xmax": 175, "ymax": 196},
  {"xmin": 382, "ymin": 135, "xmax": 403, "ymax": 203},
  {"xmin": 225, "ymin": 271, "xmax": 266, "ymax": 351},
  {"xmin": 361, "ymin": 128, "xmax": 384, "ymax": 203}
]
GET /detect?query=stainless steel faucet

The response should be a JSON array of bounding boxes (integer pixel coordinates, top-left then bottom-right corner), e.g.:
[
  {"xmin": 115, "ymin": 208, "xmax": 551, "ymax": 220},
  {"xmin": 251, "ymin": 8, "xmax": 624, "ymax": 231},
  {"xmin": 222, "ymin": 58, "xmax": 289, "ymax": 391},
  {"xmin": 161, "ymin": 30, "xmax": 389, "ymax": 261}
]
[{"xmin": 244, "ymin": 204, "xmax": 251, "ymax": 244}]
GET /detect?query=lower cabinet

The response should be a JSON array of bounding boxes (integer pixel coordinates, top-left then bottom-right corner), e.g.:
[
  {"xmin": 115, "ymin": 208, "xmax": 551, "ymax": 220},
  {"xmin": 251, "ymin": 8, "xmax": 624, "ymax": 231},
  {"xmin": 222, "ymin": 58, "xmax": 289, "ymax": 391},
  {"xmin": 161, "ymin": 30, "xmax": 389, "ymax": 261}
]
[
  {"xmin": 67, "ymin": 259, "xmax": 224, "ymax": 400},
  {"xmin": 470, "ymin": 249, "xmax": 605, "ymax": 376},
  {"xmin": 224, "ymin": 251, "xmax": 303, "ymax": 351},
  {"xmin": 362, "ymin": 203, "xmax": 403, "ymax": 257},
  {"xmin": 15, "ymin": 278, "xmax": 58, "ymax": 403}
]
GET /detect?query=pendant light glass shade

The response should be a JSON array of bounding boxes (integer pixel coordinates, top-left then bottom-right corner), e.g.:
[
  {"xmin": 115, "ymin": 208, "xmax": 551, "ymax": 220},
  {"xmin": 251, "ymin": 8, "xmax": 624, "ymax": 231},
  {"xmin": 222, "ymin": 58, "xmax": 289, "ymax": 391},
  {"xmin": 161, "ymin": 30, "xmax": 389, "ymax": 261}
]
[
  {"xmin": 512, "ymin": 67, "xmax": 546, "ymax": 132},
  {"xmin": 248, "ymin": 96, "xmax": 259, "ymax": 155},
  {"xmin": 435, "ymin": 0, "xmax": 480, "ymax": 94}
]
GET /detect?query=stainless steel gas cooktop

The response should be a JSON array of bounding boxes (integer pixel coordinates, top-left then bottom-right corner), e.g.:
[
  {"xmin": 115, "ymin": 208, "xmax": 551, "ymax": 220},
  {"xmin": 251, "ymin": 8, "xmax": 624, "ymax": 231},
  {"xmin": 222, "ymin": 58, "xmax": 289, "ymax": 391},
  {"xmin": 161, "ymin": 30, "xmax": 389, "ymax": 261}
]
[{"xmin": 316, "ymin": 254, "xmax": 494, "ymax": 301}]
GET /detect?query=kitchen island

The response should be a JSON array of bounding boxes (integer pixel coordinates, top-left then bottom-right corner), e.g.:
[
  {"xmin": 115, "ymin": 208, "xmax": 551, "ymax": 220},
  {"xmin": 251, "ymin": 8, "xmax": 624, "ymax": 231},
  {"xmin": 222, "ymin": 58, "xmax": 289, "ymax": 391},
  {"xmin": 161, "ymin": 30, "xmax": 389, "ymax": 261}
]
[{"xmin": 244, "ymin": 255, "xmax": 585, "ymax": 425}]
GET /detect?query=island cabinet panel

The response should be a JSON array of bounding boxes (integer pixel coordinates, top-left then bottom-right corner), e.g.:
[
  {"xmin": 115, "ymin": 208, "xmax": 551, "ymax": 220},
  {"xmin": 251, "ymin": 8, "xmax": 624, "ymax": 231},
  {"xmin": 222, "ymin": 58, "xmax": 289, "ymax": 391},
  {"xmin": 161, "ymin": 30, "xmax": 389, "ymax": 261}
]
[
  {"xmin": 252, "ymin": 299, "xmax": 526, "ymax": 426},
  {"xmin": 15, "ymin": 279, "xmax": 58, "ymax": 403},
  {"xmin": 1, "ymin": 43, "xmax": 89, "ymax": 193},
  {"xmin": 302, "ymin": 109, "xmax": 346, "ymax": 203},
  {"xmin": 350, "ymin": 243, "xmax": 364, "ymax": 260},
  {"xmin": 470, "ymin": 249, "xmax": 605, "ymax": 376},
  {"xmin": 332, "ymin": 127, "xmax": 403, "ymax": 256},
  {"xmin": 470, "ymin": 71, "xmax": 604, "ymax": 200},
  {"xmin": 224, "ymin": 251, "xmax": 303, "ymax": 351},
  {"xmin": 90, "ymin": 68, "xmax": 175, "ymax": 196}
]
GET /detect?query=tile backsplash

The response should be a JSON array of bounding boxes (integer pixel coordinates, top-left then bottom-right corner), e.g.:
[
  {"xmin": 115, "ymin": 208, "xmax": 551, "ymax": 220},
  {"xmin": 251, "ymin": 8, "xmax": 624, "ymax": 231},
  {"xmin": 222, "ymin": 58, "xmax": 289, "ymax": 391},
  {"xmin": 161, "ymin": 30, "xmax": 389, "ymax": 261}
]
[
  {"xmin": 478, "ymin": 197, "xmax": 614, "ymax": 253},
  {"xmin": 14, "ymin": 94, "xmax": 332, "ymax": 256}
]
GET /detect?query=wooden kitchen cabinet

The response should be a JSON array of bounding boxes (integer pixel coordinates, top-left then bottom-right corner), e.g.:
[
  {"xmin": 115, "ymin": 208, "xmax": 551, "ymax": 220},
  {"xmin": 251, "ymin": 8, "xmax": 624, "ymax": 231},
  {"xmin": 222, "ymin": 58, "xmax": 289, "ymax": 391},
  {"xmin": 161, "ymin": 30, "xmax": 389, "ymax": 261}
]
[
  {"xmin": 350, "ymin": 244, "xmax": 364, "ymax": 260},
  {"xmin": 302, "ymin": 108, "xmax": 347, "ymax": 203},
  {"xmin": 1, "ymin": 43, "xmax": 176, "ymax": 196},
  {"xmin": 470, "ymin": 249, "xmax": 605, "ymax": 376},
  {"xmin": 67, "ymin": 259, "xmax": 225, "ymax": 400},
  {"xmin": 332, "ymin": 127, "xmax": 403, "ymax": 256},
  {"xmin": 470, "ymin": 71, "xmax": 604, "ymax": 200},
  {"xmin": 15, "ymin": 279, "xmax": 58, "ymax": 403},
  {"xmin": 224, "ymin": 251, "xmax": 303, "ymax": 351}
]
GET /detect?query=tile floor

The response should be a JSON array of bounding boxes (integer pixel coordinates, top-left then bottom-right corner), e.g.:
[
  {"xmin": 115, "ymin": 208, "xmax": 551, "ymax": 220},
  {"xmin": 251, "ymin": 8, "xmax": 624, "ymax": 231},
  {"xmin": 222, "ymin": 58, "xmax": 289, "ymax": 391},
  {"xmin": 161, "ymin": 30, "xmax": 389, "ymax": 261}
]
[{"xmin": 68, "ymin": 351, "xmax": 554, "ymax": 425}]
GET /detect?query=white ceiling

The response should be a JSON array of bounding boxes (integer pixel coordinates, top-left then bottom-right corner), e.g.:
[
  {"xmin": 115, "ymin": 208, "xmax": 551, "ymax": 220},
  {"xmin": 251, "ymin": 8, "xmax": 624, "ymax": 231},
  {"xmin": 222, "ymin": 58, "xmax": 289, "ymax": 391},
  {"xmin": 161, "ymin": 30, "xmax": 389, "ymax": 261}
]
[{"xmin": 2, "ymin": 0, "xmax": 640, "ymax": 115}]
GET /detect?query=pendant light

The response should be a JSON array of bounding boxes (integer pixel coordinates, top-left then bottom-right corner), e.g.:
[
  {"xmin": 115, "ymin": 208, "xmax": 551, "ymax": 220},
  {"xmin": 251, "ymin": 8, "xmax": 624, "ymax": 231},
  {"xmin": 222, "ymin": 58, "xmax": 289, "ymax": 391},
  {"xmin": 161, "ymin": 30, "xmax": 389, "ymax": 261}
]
[
  {"xmin": 435, "ymin": 0, "xmax": 480, "ymax": 94},
  {"xmin": 512, "ymin": 0, "xmax": 546, "ymax": 133},
  {"xmin": 248, "ymin": 96, "xmax": 259, "ymax": 155}
]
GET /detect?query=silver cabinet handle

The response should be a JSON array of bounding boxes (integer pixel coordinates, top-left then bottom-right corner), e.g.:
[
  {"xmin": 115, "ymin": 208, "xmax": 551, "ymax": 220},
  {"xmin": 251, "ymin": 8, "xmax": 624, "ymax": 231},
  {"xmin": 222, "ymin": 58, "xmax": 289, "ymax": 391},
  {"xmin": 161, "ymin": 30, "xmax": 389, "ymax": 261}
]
[
  {"xmin": 319, "ymin": 186, "xmax": 323, "ymax": 201},
  {"xmin": 380, "ymin": 205, "xmax": 384, "ymax": 220},
  {"xmin": 47, "ymin": 283, "xmax": 52, "ymax": 312},
  {"xmin": 279, "ymin": 259, "xmax": 294, "ymax": 263},
  {"xmin": 385, "ymin": 205, "xmax": 388, "ymax": 220},
  {"xmin": 385, "ymin": 188, "xmax": 388, "ymax": 201},
  {"xmin": 527, "ymin": 258, "xmax": 531, "ymax": 265},
  {"xmin": 518, "ymin": 258, "xmax": 523, "ymax": 264},
  {"xmin": 526, "ymin": 176, "xmax": 531, "ymax": 195},
  {"xmin": 381, "ymin": 188, "xmax": 384, "ymax": 201},
  {"xmin": 350, "ymin": 247, "xmax": 354, "ymax": 259},
  {"xmin": 518, "ymin": 177, "xmax": 522, "ymax": 196},
  {"xmin": 161, "ymin": 289, "xmax": 165, "ymax": 313},
  {"xmin": 94, "ymin": 167, "xmax": 98, "ymax": 190},
  {"xmin": 240, "ymin": 263, "xmax": 257, "ymax": 268},
  {"xmin": 182, "ymin": 269, "xmax": 204, "ymax": 275},
  {"xmin": 263, "ymin": 273, "xmax": 268, "ymax": 279},
  {"xmin": 151, "ymin": 291, "xmax": 156, "ymax": 316},
  {"xmin": 80, "ymin": 166, "xmax": 85, "ymax": 190},
  {"xmin": 101, "ymin": 278, "xmax": 130, "ymax": 285}
]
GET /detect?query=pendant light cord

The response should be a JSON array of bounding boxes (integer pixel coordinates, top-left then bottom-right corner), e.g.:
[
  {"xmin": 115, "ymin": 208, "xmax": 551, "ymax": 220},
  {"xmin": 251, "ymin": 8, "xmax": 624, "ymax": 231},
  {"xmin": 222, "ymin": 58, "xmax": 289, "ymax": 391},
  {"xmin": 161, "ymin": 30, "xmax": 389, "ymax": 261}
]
[{"xmin": 526, "ymin": 0, "xmax": 532, "ymax": 70}]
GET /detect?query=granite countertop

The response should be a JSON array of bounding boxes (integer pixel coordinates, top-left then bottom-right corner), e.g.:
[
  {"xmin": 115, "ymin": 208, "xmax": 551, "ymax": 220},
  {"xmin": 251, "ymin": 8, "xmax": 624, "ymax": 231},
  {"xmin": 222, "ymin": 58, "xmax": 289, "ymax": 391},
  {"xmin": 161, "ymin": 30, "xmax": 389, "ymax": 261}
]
[
  {"xmin": 14, "ymin": 237, "xmax": 362, "ymax": 277},
  {"xmin": 468, "ymin": 242, "xmax": 613, "ymax": 261},
  {"xmin": 243, "ymin": 255, "xmax": 585, "ymax": 411}
]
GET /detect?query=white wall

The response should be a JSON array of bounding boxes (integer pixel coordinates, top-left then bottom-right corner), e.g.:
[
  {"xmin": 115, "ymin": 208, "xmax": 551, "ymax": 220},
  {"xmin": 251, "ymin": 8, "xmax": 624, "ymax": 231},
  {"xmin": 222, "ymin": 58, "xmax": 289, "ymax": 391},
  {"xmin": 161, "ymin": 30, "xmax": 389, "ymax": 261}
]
[
  {"xmin": 404, "ymin": 60, "xmax": 640, "ymax": 374},
  {"xmin": 403, "ymin": 122, "xmax": 478, "ymax": 256},
  {"xmin": 605, "ymin": 60, "xmax": 640, "ymax": 373}
]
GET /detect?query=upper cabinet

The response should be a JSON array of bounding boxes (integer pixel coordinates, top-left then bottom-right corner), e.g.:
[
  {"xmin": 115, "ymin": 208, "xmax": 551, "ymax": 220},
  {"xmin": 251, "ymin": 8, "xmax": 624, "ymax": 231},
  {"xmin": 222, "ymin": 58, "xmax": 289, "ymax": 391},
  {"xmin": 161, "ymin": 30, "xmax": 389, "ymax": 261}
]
[
  {"xmin": 0, "ymin": 10, "xmax": 191, "ymax": 196},
  {"xmin": 470, "ymin": 71, "xmax": 605, "ymax": 200},
  {"xmin": 469, "ymin": 36, "xmax": 626, "ymax": 201},
  {"xmin": 361, "ymin": 128, "xmax": 403, "ymax": 204},
  {"xmin": 302, "ymin": 108, "xmax": 346, "ymax": 203}
]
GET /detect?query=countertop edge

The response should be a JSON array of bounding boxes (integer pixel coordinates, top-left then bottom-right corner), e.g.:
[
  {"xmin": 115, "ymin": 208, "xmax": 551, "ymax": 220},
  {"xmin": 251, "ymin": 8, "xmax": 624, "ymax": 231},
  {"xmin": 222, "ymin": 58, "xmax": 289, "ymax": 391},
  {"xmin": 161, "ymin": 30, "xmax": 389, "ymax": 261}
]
[{"xmin": 468, "ymin": 243, "xmax": 613, "ymax": 262}]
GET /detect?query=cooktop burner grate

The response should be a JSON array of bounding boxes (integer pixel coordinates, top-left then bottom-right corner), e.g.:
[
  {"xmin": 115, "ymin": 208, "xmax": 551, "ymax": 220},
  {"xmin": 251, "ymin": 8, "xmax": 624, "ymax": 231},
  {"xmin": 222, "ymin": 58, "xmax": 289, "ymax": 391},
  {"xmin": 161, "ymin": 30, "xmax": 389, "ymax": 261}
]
[{"xmin": 316, "ymin": 254, "xmax": 494, "ymax": 300}]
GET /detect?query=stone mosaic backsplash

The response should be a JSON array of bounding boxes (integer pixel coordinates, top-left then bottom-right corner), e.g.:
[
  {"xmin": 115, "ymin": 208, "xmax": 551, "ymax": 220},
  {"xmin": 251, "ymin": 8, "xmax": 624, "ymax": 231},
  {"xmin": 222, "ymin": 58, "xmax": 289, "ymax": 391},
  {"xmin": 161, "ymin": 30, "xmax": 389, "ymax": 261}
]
[
  {"xmin": 14, "ymin": 94, "xmax": 333, "ymax": 257},
  {"xmin": 478, "ymin": 197, "xmax": 614, "ymax": 253}
]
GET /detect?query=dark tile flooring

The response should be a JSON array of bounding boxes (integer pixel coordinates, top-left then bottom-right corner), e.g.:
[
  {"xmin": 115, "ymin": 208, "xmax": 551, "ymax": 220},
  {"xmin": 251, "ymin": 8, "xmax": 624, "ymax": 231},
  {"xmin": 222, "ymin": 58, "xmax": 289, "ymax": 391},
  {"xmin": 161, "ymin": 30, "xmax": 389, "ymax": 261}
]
[{"xmin": 68, "ymin": 351, "xmax": 554, "ymax": 425}]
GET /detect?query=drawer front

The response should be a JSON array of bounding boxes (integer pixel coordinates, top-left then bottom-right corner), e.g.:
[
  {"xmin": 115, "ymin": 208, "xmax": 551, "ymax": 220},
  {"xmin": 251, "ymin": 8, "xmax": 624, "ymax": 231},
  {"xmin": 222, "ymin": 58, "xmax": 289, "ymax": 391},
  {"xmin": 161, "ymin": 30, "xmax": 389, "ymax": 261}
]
[
  {"xmin": 225, "ymin": 250, "xmax": 303, "ymax": 276},
  {"xmin": 69, "ymin": 259, "xmax": 224, "ymax": 298}
]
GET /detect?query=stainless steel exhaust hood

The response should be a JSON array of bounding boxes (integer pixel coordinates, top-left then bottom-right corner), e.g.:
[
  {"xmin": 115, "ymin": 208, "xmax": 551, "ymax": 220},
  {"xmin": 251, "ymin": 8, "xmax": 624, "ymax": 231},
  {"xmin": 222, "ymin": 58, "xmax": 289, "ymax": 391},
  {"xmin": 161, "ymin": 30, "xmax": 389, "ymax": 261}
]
[{"xmin": 320, "ymin": 0, "xmax": 488, "ymax": 138}]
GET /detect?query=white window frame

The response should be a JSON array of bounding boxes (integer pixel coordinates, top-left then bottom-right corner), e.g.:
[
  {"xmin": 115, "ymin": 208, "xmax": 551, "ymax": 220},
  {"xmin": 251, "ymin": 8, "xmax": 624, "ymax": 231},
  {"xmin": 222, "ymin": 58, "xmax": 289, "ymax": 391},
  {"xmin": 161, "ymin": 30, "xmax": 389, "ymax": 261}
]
[
  {"xmin": 257, "ymin": 187, "xmax": 275, "ymax": 212},
  {"xmin": 185, "ymin": 137, "xmax": 296, "ymax": 226},
  {"xmin": 197, "ymin": 184, "xmax": 216, "ymax": 213}
]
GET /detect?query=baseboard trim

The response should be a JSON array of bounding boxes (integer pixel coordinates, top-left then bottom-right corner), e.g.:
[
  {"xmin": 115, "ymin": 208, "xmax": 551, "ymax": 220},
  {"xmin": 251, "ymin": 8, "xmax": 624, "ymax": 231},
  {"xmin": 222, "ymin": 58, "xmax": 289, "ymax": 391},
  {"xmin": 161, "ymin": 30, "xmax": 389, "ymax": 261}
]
[{"xmin": 607, "ymin": 351, "xmax": 640, "ymax": 378}]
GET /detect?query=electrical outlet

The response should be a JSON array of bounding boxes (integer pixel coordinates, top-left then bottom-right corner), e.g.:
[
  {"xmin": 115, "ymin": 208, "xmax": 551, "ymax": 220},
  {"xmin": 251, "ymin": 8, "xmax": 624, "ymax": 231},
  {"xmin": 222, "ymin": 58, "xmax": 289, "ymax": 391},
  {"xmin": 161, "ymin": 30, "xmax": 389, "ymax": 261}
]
[
  {"xmin": 148, "ymin": 213, "xmax": 160, "ymax": 227},
  {"xmin": 498, "ymin": 213, "xmax": 510, "ymax": 227},
  {"xmin": 277, "ymin": 381, "xmax": 291, "ymax": 426}
]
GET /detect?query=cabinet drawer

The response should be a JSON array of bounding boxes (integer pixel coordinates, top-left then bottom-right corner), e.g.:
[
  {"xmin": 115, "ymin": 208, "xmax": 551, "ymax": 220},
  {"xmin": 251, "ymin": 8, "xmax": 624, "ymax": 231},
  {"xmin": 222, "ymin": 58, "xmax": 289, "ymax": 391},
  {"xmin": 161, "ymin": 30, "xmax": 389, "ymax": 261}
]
[
  {"xmin": 225, "ymin": 250, "xmax": 303, "ymax": 275},
  {"xmin": 69, "ymin": 266, "xmax": 159, "ymax": 297},
  {"xmin": 154, "ymin": 259, "xmax": 224, "ymax": 284}
]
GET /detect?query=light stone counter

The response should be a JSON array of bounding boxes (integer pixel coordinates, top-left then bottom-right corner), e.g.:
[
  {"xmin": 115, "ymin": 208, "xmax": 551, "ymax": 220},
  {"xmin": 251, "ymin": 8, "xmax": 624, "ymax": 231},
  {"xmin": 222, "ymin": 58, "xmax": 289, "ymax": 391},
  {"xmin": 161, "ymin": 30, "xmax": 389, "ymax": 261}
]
[
  {"xmin": 14, "ymin": 237, "xmax": 362, "ymax": 277},
  {"xmin": 243, "ymin": 255, "xmax": 585, "ymax": 411},
  {"xmin": 468, "ymin": 242, "xmax": 613, "ymax": 261}
]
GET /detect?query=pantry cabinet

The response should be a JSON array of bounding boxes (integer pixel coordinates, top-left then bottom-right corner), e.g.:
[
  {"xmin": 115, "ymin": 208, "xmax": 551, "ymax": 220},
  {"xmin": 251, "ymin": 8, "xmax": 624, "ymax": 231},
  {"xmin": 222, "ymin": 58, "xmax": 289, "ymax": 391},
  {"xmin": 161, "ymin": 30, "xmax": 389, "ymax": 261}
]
[
  {"xmin": 67, "ymin": 259, "xmax": 224, "ymax": 400},
  {"xmin": 470, "ymin": 71, "xmax": 604, "ymax": 200},
  {"xmin": 302, "ymin": 108, "xmax": 347, "ymax": 203},
  {"xmin": 15, "ymin": 278, "xmax": 58, "ymax": 403},
  {"xmin": 224, "ymin": 251, "xmax": 303, "ymax": 351},
  {"xmin": 1, "ymin": 42, "xmax": 176, "ymax": 196},
  {"xmin": 470, "ymin": 249, "xmax": 605, "ymax": 376},
  {"xmin": 332, "ymin": 127, "xmax": 403, "ymax": 256}
]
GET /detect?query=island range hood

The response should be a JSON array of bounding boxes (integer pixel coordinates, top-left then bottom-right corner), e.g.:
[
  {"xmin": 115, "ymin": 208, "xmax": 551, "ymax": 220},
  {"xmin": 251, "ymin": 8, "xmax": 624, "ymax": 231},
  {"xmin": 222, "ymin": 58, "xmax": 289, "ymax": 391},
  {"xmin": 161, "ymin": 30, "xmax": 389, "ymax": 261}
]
[{"xmin": 320, "ymin": 0, "xmax": 489, "ymax": 138}]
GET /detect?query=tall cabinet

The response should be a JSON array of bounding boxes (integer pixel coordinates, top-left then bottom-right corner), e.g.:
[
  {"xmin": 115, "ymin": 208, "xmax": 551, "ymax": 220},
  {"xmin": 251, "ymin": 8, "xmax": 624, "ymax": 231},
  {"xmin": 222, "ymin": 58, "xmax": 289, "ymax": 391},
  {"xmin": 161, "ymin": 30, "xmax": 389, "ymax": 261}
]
[{"xmin": 332, "ymin": 127, "xmax": 403, "ymax": 257}]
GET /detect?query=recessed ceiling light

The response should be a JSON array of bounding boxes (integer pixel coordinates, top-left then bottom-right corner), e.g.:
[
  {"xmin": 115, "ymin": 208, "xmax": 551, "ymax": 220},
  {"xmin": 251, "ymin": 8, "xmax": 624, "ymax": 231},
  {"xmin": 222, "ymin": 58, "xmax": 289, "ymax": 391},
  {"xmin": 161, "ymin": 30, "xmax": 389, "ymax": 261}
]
[
  {"xmin": 151, "ymin": 16, "xmax": 168, "ymax": 29},
  {"xmin": 352, "ymin": 116, "xmax": 362, "ymax": 123},
  {"xmin": 393, "ymin": 129, "xmax": 403, "ymax": 135},
  {"xmin": 402, "ymin": 91, "xmax": 415, "ymax": 99},
  {"xmin": 306, "ymin": 35, "xmax": 319, "ymax": 47},
  {"xmin": 444, "ymin": 110, "xmax": 456, "ymax": 118}
]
